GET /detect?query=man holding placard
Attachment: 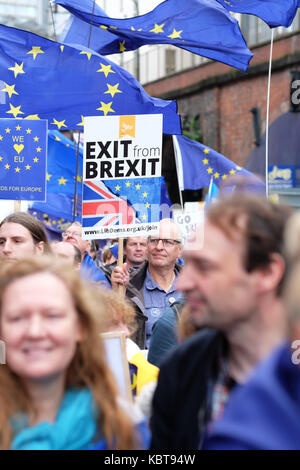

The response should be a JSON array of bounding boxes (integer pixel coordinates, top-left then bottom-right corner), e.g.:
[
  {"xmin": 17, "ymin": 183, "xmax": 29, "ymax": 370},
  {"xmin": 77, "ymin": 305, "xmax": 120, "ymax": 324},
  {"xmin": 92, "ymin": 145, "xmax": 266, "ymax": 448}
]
[{"xmin": 112, "ymin": 218, "xmax": 183, "ymax": 349}]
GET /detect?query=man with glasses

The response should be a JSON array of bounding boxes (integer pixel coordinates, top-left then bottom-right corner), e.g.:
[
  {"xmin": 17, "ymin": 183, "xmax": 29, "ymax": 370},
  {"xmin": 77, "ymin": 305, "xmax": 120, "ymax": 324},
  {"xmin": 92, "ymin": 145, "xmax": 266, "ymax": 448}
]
[
  {"xmin": 112, "ymin": 218, "xmax": 182, "ymax": 348},
  {"xmin": 62, "ymin": 222, "xmax": 110, "ymax": 288}
]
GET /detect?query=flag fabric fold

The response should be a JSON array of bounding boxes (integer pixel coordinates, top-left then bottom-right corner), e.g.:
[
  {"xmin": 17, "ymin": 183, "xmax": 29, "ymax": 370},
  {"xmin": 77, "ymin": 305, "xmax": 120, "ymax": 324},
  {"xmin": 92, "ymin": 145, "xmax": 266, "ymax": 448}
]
[
  {"xmin": 30, "ymin": 130, "xmax": 82, "ymax": 229},
  {"xmin": 173, "ymin": 134, "xmax": 264, "ymax": 191},
  {"xmin": 218, "ymin": 0, "xmax": 299, "ymax": 28},
  {"xmin": 0, "ymin": 24, "xmax": 181, "ymax": 135},
  {"xmin": 56, "ymin": 0, "xmax": 253, "ymax": 72}
]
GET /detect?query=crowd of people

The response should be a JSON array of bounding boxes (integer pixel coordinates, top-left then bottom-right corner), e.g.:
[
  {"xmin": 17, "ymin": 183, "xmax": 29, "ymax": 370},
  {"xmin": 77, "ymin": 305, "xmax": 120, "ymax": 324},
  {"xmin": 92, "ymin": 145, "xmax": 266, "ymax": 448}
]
[{"xmin": 1, "ymin": 190, "xmax": 300, "ymax": 450}]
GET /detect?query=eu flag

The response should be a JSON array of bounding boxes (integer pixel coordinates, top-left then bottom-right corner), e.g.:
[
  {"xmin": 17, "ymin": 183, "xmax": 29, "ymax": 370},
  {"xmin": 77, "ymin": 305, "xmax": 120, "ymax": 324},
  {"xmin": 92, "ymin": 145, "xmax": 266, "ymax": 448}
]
[
  {"xmin": 0, "ymin": 24, "xmax": 181, "ymax": 135},
  {"xmin": 31, "ymin": 130, "xmax": 82, "ymax": 233},
  {"xmin": 218, "ymin": 0, "xmax": 299, "ymax": 28},
  {"xmin": 173, "ymin": 134, "xmax": 265, "ymax": 190},
  {"xmin": 56, "ymin": 0, "xmax": 252, "ymax": 72},
  {"xmin": 47, "ymin": 130, "xmax": 83, "ymax": 196},
  {"xmin": 0, "ymin": 118, "xmax": 47, "ymax": 200}
]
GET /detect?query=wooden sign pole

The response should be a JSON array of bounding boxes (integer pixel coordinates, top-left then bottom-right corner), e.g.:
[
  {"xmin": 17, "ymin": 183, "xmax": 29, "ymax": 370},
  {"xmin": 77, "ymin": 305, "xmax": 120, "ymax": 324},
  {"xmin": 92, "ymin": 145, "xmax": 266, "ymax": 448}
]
[
  {"xmin": 118, "ymin": 237, "xmax": 124, "ymax": 295},
  {"xmin": 14, "ymin": 200, "xmax": 21, "ymax": 212}
]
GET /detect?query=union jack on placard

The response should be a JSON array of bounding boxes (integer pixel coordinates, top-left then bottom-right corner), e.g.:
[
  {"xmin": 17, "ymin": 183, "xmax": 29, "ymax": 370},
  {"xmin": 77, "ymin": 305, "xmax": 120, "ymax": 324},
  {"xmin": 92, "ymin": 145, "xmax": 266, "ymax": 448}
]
[{"xmin": 82, "ymin": 180, "xmax": 137, "ymax": 228}]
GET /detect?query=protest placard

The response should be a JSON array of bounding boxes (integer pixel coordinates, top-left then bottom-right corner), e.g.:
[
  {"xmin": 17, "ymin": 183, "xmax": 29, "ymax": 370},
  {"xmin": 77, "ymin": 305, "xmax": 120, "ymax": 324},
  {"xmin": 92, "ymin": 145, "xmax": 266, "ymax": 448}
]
[
  {"xmin": 173, "ymin": 202, "xmax": 204, "ymax": 246},
  {"xmin": 100, "ymin": 332, "xmax": 132, "ymax": 402},
  {"xmin": 0, "ymin": 118, "xmax": 47, "ymax": 201},
  {"xmin": 82, "ymin": 114, "xmax": 162, "ymax": 239}
]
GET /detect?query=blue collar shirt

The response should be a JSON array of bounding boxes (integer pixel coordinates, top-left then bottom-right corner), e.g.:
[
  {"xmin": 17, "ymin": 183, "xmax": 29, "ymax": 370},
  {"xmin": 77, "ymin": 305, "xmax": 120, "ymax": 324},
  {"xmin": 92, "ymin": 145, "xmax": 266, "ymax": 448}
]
[{"xmin": 143, "ymin": 268, "xmax": 181, "ymax": 348}]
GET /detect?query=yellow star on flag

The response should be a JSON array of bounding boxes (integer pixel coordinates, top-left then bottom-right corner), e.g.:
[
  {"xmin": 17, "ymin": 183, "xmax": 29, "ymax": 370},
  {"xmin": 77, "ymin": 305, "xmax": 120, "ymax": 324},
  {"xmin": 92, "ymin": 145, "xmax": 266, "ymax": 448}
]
[
  {"xmin": 104, "ymin": 83, "xmax": 122, "ymax": 98},
  {"xmin": 143, "ymin": 192, "xmax": 148, "ymax": 197},
  {"xmin": 136, "ymin": 184, "xmax": 141, "ymax": 190},
  {"xmin": 34, "ymin": 136, "xmax": 39, "ymax": 142},
  {"xmin": 5, "ymin": 164, "xmax": 10, "ymax": 170},
  {"xmin": 15, "ymin": 125, "xmax": 21, "ymax": 131},
  {"xmin": 236, "ymin": 166, "xmax": 242, "ymax": 170},
  {"xmin": 126, "ymin": 182, "xmax": 131, "ymax": 187},
  {"xmin": 6, "ymin": 104, "xmax": 24, "ymax": 118},
  {"xmin": 58, "ymin": 176, "xmax": 67, "ymax": 185},
  {"xmin": 73, "ymin": 175, "xmax": 82, "ymax": 183},
  {"xmin": 207, "ymin": 168, "xmax": 213, "ymax": 174},
  {"xmin": 25, "ymin": 165, "xmax": 31, "ymax": 170},
  {"xmin": 25, "ymin": 114, "xmax": 40, "ymax": 120},
  {"xmin": 60, "ymin": 46, "xmax": 64, "ymax": 53},
  {"xmin": 97, "ymin": 63, "xmax": 115, "ymax": 77},
  {"xmin": 27, "ymin": 46, "xmax": 44, "ymax": 60},
  {"xmin": 80, "ymin": 51, "xmax": 92, "ymax": 60},
  {"xmin": 5, "ymin": 128, "xmax": 11, "ymax": 133},
  {"xmin": 204, "ymin": 148, "xmax": 210, "ymax": 154},
  {"xmin": 115, "ymin": 185, "xmax": 121, "ymax": 191},
  {"xmin": 222, "ymin": 174, "xmax": 228, "ymax": 180},
  {"xmin": 168, "ymin": 29, "xmax": 183, "ymax": 39},
  {"xmin": 150, "ymin": 23, "xmax": 165, "ymax": 33},
  {"xmin": 15, "ymin": 167, "xmax": 20, "ymax": 173},
  {"xmin": 2, "ymin": 83, "xmax": 18, "ymax": 98},
  {"xmin": 0, "ymin": 156, "xmax": 3, "ymax": 161},
  {"xmin": 52, "ymin": 119, "xmax": 67, "ymax": 130},
  {"xmin": 229, "ymin": 169, "xmax": 236, "ymax": 175},
  {"xmin": 77, "ymin": 115, "xmax": 84, "ymax": 127},
  {"xmin": 100, "ymin": 25, "xmax": 108, "ymax": 30},
  {"xmin": 145, "ymin": 203, "xmax": 150, "ymax": 209},
  {"xmin": 97, "ymin": 101, "xmax": 115, "ymax": 116},
  {"xmin": 8, "ymin": 62, "xmax": 25, "ymax": 78},
  {"xmin": 26, "ymin": 128, "xmax": 32, "ymax": 134},
  {"xmin": 0, "ymin": 135, "xmax": 3, "ymax": 141},
  {"xmin": 142, "ymin": 215, "xmax": 147, "ymax": 221},
  {"xmin": 119, "ymin": 41, "xmax": 126, "ymax": 52},
  {"xmin": 33, "ymin": 157, "xmax": 39, "ymax": 163},
  {"xmin": 203, "ymin": 158, "xmax": 209, "ymax": 165},
  {"xmin": 46, "ymin": 173, "xmax": 52, "ymax": 181},
  {"xmin": 36, "ymin": 147, "xmax": 42, "ymax": 153},
  {"xmin": 214, "ymin": 172, "xmax": 220, "ymax": 179}
]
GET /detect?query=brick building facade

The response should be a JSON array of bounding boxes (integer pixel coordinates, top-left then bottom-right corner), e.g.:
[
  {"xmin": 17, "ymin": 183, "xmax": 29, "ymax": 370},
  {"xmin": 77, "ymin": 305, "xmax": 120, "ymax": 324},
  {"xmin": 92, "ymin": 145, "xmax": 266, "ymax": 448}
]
[{"xmin": 144, "ymin": 32, "xmax": 300, "ymax": 169}]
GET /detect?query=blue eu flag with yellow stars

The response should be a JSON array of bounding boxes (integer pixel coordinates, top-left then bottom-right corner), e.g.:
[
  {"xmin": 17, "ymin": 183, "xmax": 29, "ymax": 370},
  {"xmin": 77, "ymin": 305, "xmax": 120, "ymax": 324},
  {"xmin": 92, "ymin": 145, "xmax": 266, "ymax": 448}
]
[
  {"xmin": 0, "ymin": 24, "xmax": 181, "ymax": 135},
  {"xmin": 0, "ymin": 118, "xmax": 47, "ymax": 201},
  {"xmin": 56, "ymin": 0, "xmax": 252, "ymax": 72},
  {"xmin": 46, "ymin": 130, "xmax": 83, "ymax": 196},
  {"xmin": 173, "ymin": 134, "xmax": 265, "ymax": 191},
  {"xmin": 31, "ymin": 130, "xmax": 83, "ymax": 231},
  {"xmin": 217, "ymin": 0, "xmax": 299, "ymax": 28}
]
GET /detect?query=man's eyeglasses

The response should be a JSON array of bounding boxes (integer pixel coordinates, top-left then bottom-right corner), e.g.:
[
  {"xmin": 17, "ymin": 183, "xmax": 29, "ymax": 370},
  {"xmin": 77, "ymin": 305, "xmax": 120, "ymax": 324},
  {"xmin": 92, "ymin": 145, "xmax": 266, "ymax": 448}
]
[
  {"xmin": 148, "ymin": 238, "xmax": 181, "ymax": 248},
  {"xmin": 62, "ymin": 231, "xmax": 81, "ymax": 239}
]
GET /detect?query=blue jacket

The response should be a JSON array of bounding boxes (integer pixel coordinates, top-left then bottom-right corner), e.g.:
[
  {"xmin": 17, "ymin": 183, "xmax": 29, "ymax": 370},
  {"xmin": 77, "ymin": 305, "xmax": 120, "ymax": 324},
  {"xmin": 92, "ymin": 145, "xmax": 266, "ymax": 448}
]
[
  {"xmin": 148, "ymin": 300, "xmax": 183, "ymax": 367},
  {"xmin": 80, "ymin": 253, "xmax": 110, "ymax": 288},
  {"xmin": 205, "ymin": 343, "xmax": 300, "ymax": 450}
]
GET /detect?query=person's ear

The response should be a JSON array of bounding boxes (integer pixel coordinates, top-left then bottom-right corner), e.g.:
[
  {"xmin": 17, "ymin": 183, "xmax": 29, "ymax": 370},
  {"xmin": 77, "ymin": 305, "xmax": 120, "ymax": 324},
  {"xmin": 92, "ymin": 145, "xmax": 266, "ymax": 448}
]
[
  {"xmin": 255, "ymin": 253, "xmax": 285, "ymax": 294},
  {"xmin": 35, "ymin": 241, "xmax": 45, "ymax": 255}
]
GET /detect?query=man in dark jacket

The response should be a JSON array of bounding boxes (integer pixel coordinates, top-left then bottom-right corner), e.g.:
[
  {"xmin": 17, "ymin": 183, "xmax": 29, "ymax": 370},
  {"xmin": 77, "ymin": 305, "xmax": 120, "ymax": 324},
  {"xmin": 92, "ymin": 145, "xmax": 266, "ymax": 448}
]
[
  {"xmin": 150, "ymin": 193, "xmax": 291, "ymax": 450},
  {"xmin": 111, "ymin": 219, "xmax": 182, "ymax": 348}
]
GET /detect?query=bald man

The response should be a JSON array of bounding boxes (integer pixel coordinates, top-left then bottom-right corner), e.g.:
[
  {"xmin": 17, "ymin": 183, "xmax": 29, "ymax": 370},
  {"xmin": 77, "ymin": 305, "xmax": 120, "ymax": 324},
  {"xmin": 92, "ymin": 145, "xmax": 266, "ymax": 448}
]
[
  {"xmin": 112, "ymin": 219, "xmax": 183, "ymax": 348},
  {"xmin": 51, "ymin": 241, "xmax": 81, "ymax": 270}
]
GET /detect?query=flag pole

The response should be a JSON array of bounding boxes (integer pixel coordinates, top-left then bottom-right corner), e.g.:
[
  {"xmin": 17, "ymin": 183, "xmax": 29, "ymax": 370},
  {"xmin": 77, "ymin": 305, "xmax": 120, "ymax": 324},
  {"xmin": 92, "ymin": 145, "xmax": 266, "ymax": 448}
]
[
  {"xmin": 265, "ymin": 29, "xmax": 274, "ymax": 200},
  {"xmin": 172, "ymin": 135, "xmax": 184, "ymax": 210},
  {"xmin": 71, "ymin": 0, "xmax": 96, "ymax": 222},
  {"xmin": 72, "ymin": 133, "xmax": 81, "ymax": 222}
]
